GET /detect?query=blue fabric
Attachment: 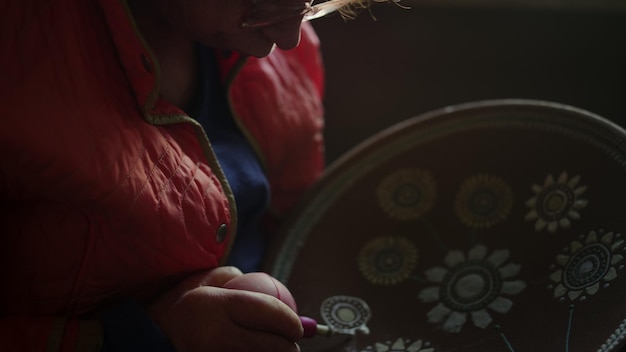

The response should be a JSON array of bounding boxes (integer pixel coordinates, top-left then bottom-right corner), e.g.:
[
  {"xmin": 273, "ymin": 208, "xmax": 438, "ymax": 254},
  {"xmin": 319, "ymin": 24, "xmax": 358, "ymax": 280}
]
[
  {"xmin": 100, "ymin": 300, "xmax": 175, "ymax": 352},
  {"xmin": 191, "ymin": 45, "xmax": 271, "ymax": 273}
]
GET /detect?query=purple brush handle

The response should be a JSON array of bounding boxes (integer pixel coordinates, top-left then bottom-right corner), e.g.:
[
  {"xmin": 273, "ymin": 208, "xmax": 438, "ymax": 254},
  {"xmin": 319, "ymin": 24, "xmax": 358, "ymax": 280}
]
[{"xmin": 300, "ymin": 316, "xmax": 319, "ymax": 338}]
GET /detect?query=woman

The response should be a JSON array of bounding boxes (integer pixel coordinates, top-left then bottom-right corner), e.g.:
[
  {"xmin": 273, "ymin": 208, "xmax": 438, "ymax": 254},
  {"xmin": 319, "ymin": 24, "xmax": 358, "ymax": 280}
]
[{"xmin": 0, "ymin": 0, "xmax": 325, "ymax": 350}]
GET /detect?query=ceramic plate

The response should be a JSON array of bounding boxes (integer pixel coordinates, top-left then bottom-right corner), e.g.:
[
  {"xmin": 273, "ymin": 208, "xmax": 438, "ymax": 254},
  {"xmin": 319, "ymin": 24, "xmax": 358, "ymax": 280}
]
[{"xmin": 266, "ymin": 100, "xmax": 626, "ymax": 352}]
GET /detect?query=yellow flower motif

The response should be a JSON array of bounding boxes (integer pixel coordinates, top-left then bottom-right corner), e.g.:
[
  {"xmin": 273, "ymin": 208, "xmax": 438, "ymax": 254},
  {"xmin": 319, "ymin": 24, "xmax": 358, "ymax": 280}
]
[
  {"xmin": 524, "ymin": 171, "xmax": 588, "ymax": 233},
  {"xmin": 454, "ymin": 174, "xmax": 513, "ymax": 229},
  {"xmin": 358, "ymin": 237, "xmax": 418, "ymax": 285},
  {"xmin": 361, "ymin": 338, "xmax": 434, "ymax": 352},
  {"xmin": 377, "ymin": 168, "xmax": 436, "ymax": 220},
  {"xmin": 418, "ymin": 244, "xmax": 526, "ymax": 333},
  {"xmin": 550, "ymin": 230, "xmax": 624, "ymax": 301}
]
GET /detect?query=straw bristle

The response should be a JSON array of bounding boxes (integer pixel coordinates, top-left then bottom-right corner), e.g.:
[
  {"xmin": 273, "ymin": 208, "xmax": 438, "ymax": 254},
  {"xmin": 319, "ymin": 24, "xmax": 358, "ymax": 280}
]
[{"xmin": 335, "ymin": 0, "xmax": 409, "ymax": 20}]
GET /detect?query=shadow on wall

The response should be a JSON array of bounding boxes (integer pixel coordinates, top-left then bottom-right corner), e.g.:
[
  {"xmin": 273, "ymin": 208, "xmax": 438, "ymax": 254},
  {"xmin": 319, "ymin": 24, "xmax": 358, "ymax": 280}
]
[{"xmin": 311, "ymin": 2, "xmax": 626, "ymax": 163}]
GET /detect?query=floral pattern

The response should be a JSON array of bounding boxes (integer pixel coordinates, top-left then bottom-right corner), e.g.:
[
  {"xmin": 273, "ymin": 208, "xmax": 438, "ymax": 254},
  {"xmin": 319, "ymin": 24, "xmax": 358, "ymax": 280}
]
[
  {"xmin": 320, "ymin": 295, "xmax": 372, "ymax": 335},
  {"xmin": 418, "ymin": 244, "xmax": 526, "ymax": 333},
  {"xmin": 377, "ymin": 168, "xmax": 436, "ymax": 220},
  {"xmin": 599, "ymin": 318, "xmax": 626, "ymax": 352},
  {"xmin": 358, "ymin": 237, "xmax": 418, "ymax": 285},
  {"xmin": 524, "ymin": 171, "xmax": 588, "ymax": 233},
  {"xmin": 361, "ymin": 338, "xmax": 434, "ymax": 352},
  {"xmin": 549, "ymin": 230, "xmax": 624, "ymax": 301},
  {"xmin": 454, "ymin": 174, "xmax": 513, "ymax": 229}
]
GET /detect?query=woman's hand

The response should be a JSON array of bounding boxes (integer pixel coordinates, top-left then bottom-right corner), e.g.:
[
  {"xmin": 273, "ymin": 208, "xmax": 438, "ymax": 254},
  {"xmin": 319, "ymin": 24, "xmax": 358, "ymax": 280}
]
[{"xmin": 149, "ymin": 267, "xmax": 303, "ymax": 352}]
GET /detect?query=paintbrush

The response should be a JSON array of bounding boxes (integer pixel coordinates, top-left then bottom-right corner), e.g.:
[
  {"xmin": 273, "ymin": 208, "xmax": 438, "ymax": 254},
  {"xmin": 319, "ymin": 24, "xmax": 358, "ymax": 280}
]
[
  {"xmin": 241, "ymin": 0, "xmax": 409, "ymax": 29},
  {"xmin": 301, "ymin": 316, "xmax": 370, "ymax": 338}
]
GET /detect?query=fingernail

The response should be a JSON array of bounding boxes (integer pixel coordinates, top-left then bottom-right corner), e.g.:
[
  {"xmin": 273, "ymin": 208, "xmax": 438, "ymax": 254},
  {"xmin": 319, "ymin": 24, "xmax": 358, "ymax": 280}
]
[{"xmin": 225, "ymin": 266, "xmax": 244, "ymax": 275}]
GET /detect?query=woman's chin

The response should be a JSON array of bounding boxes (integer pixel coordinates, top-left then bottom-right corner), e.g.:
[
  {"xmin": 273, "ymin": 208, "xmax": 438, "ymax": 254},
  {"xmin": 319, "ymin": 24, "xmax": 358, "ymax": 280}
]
[
  {"xmin": 246, "ymin": 44, "xmax": 276, "ymax": 58},
  {"xmin": 232, "ymin": 37, "xmax": 277, "ymax": 57}
]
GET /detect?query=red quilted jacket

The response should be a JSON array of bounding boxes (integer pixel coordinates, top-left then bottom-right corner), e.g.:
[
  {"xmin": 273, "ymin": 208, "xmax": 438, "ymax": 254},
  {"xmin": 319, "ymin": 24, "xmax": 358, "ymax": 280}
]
[{"xmin": 0, "ymin": 0, "xmax": 324, "ymax": 349}]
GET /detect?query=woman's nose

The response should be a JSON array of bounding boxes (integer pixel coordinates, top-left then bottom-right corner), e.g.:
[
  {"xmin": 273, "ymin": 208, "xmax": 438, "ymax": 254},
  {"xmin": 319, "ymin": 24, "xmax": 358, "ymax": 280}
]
[
  {"xmin": 260, "ymin": 16, "xmax": 304, "ymax": 50},
  {"xmin": 240, "ymin": 0, "xmax": 310, "ymax": 28}
]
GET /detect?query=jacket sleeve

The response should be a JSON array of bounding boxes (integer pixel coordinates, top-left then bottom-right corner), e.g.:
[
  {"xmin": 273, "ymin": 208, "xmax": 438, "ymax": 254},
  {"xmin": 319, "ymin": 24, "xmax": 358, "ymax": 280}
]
[{"xmin": 0, "ymin": 316, "xmax": 103, "ymax": 351}]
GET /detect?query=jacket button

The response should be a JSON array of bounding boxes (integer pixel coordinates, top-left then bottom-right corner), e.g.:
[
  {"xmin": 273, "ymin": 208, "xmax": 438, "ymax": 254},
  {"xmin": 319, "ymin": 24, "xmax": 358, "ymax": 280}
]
[{"xmin": 216, "ymin": 224, "xmax": 228, "ymax": 244}]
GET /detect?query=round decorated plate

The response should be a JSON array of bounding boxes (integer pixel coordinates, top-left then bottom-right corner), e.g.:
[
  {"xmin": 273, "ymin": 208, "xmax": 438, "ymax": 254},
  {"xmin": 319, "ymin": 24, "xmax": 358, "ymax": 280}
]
[{"xmin": 265, "ymin": 100, "xmax": 626, "ymax": 352}]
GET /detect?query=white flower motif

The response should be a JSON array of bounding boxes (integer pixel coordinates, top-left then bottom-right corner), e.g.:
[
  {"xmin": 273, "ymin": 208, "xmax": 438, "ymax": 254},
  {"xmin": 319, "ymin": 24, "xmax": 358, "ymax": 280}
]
[
  {"xmin": 550, "ymin": 230, "xmax": 624, "ymax": 301},
  {"xmin": 524, "ymin": 171, "xmax": 588, "ymax": 233},
  {"xmin": 418, "ymin": 244, "xmax": 526, "ymax": 333},
  {"xmin": 320, "ymin": 296, "xmax": 371, "ymax": 335},
  {"xmin": 361, "ymin": 338, "xmax": 434, "ymax": 352}
]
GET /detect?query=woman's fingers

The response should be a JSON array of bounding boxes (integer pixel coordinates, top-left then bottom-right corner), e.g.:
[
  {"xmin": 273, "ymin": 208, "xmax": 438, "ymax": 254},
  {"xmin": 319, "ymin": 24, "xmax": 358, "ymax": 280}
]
[
  {"xmin": 219, "ymin": 324, "xmax": 302, "ymax": 352},
  {"xmin": 224, "ymin": 289, "xmax": 304, "ymax": 342},
  {"xmin": 203, "ymin": 266, "xmax": 243, "ymax": 286},
  {"xmin": 149, "ymin": 269, "xmax": 304, "ymax": 352}
]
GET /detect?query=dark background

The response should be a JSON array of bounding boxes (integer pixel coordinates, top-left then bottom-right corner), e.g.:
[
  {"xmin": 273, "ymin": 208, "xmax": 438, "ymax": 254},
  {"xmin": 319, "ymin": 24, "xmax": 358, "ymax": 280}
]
[{"xmin": 311, "ymin": 1, "xmax": 626, "ymax": 163}]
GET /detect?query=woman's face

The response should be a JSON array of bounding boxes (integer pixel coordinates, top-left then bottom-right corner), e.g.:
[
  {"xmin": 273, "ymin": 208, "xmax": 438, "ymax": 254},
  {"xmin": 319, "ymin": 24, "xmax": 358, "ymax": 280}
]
[{"xmin": 152, "ymin": 0, "xmax": 309, "ymax": 57}]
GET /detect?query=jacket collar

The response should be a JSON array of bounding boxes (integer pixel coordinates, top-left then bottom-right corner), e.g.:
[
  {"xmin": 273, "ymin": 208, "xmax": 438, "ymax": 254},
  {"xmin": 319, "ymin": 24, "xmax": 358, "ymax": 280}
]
[
  {"xmin": 96, "ymin": 0, "xmax": 246, "ymax": 123},
  {"xmin": 96, "ymin": 0, "xmax": 241, "ymax": 259}
]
